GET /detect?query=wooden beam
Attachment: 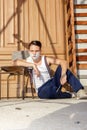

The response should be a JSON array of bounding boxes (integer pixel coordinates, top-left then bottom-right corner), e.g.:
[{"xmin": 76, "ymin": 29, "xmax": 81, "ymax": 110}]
[
  {"xmin": 76, "ymin": 55, "xmax": 87, "ymax": 61},
  {"xmin": 70, "ymin": 0, "xmax": 77, "ymax": 74},
  {"xmin": 76, "ymin": 48, "xmax": 87, "ymax": 53},
  {"xmin": 77, "ymin": 64, "xmax": 87, "ymax": 69},
  {"xmin": 75, "ymin": 13, "xmax": 87, "ymax": 17},
  {"xmin": 75, "ymin": 39, "xmax": 87, "ymax": 43},
  {"xmin": 69, "ymin": 53, "xmax": 73, "ymax": 63},
  {"xmin": 68, "ymin": 41, "xmax": 73, "ymax": 51},
  {"xmin": 75, "ymin": 30, "xmax": 87, "ymax": 34},
  {"xmin": 74, "ymin": 4, "xmax": 87, "ymax": 9},
  {"xmin": 75, "ymin": 21, "xmax": 87, "ymax": 25}
]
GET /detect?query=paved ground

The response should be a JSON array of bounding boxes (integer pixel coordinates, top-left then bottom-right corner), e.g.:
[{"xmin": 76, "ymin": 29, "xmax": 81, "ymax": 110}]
[{"xmin": 0, "ymin": 98, "xmax": 87, "ymax": 130}]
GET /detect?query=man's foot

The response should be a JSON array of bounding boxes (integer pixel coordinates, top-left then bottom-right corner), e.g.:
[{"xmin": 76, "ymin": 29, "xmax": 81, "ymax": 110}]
[
  {"xmin": 71, "ymin": 92, "xmax": 76, "ymax": 98},
  {"xmin": 65, "ymin": 91, "xmax": 76, "ymax": 98},
  {"xmin": 76, "ymin": 89, "xmax": 87, "ymax": 99}
]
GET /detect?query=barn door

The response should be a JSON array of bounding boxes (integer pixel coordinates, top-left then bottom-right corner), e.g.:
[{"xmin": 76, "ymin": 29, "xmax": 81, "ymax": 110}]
[{"xmin": 0, "ymin": 0, "xmax": 68, "ymax": 98}]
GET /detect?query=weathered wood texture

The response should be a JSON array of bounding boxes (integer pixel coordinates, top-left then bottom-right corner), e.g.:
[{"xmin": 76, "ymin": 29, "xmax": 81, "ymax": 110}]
[
  {"xmin": 0, "ymin": 0, "xmax": 67, "ymax": 98},
  {"xmin": 74, "ymin": 3, "xmax": 87, "ymax": 69},
  {"xmin": 74, "ymin": 2, "xmax": 87, "ymax": 89},
  {"xmin": 64, "ymin": 0, "xmax": 76, "ymax": 74}
]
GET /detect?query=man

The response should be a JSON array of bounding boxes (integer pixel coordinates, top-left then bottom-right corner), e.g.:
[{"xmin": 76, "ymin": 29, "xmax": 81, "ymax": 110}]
[{"xmin": 13, "ymin": 40, "xmax": 87, "ymax": 99}]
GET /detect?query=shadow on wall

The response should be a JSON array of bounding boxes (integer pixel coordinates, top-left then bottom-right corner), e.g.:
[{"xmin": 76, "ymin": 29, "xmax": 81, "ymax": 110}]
[
  {"xmin": 0, "ymin": 0, "xmax": 64, "ymax": 57},
  {"xmin": 13, "ymin": 34, "xmax": 29, "ymax": 49},
  {"xmin": 0, "ymin": 0, "xmax": 26, "ymax": 36},
  {"xmin": 13, "ymin": 0, "xmax": 57, "ymax": 58},
  {"xmin": 0, "ymin": 0, "xmax": 26, "ymax": 50}
]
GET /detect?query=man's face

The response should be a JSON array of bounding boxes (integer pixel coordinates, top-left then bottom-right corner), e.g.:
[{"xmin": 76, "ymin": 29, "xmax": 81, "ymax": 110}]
[{"xmin": 29, "ymin": 45, "xmax": 41, "ymax": 60}]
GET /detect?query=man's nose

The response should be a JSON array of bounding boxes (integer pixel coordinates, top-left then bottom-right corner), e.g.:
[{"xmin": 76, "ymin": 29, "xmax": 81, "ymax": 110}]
[{"xmin": 33, "ymin": 51, "xmax": 37, "ymax": 55}]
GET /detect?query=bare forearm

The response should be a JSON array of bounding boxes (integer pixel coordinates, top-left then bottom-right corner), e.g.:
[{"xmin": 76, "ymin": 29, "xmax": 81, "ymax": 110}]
[
  {"xmin": 46, "ymin": 57, "xmax": 68, "ymax": 85},
  {"xmin": 59, "ymin": 60, "xmax": 68, "ymax": 85},
  {"xmin": 12, "ymin": 59, "xmax": 40, "ymax": 77},
  {"xmin": 12, "ymin": 59, "xmax": 34, "ymax": 68},
  {"xmin": 46, "ymin": 57, "xmax": 68, "ymax": 76},
  {"xmin": 60, "ymin": 60, "xmax": 68, "ymax": 76},
  {"xmin": 54, "ymin": 58, "xmax": 68, "ymax": 76}
]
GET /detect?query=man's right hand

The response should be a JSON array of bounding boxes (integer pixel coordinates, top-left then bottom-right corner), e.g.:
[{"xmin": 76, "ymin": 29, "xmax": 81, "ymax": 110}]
[
  {"xmin": 12, "ymin": 60, "xmax": 40, "ymax": 77},
  {"xmin": 33, "ymin": 64, "xmax": 40, "ymax": 77}
]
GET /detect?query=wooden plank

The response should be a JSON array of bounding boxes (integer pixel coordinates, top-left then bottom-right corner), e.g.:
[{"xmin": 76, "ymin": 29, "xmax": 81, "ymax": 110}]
[
  {"xmin": 4, "ymin": 0, "xmax": 15, "ymax": 46},
  {"xmin": 68, "ymin": 30, "xmax": 72, "ymax": 38},
  {"xmin": 75, "ymin": 13, "xmax": 87, "ymax": 17},
  {"xmin": 68, "ymin": 42, "xmax": 73, "ymax": 51},
  {"xmin": 64, "ymin": 0, "xmax": 77, "ymax": 74},
  {"xmin": 0, "ymin": 48, "xmax": 17, "ymax": 54},
  {"xmin": 75, "ymin": 30, "xmax": 87, "ymax": 34},
  {"xmin": 74, "ymin": 4, "xmax": 87, "ymax": 9},
  {"xmin": 70, "ymin": 0, "xmax": 77, "ymax": 74},
  {"xmin": 38, "ymin": 0, "xmax": 46, "ymax": 45},
  {"xmin": 75, "ymin": 21, "xmax": 87, "ymax": 25},
  {"xmin": 67, "ymin": 24, "xmax": 72, "ymax": 35},
  {"xmin": 77, "ymin": 64, "xmax": 87, "ymax": 69},
  {"xmin": 0, "ymin": 0, "xmax": 4, "ymax": 47},
  {"xmin": 64, "ymin": 0, "xmax": 69, "ymax": 66},
  {"xmin": 29, "ymin": 0, "xmax": 39, "ymax": 40},
  {"xmin": 49, "ymin": 0, "xmax": 56, "ymax": 43},
  {"xmin": 76, "ymin": 48, "xmax": 87, "ymax": 53},
  {"xmin": 67, "ymin": 8, "xmax": 71, "ymax": 19},
  {"xmin": 76, "ymin": 56, "xmax": 87, "ymax": 61},
  {"xmin": 76, "ymin": 39, "xmax": 87, "ymax": 43},
  {"xmin": 0, "ymin": 61, "xmax": 12, "ymax": 66},
  {"xmin": 54, "ymin": 0, "xmax": 65, "ymax": 47},
  {"xmin": 69, "ymin": 65, "xmax": 73, "ymax": 72},
  {"xmin": 67, "ymin": 0, "xmax": 70, "ymax": 10},
  {"xmin": 0, "ymin": 55, "xmax": 11, "ymax": 60},
  {"xmin": 69, "ymin": 54, "xmax": 73, "ymax": 63}
]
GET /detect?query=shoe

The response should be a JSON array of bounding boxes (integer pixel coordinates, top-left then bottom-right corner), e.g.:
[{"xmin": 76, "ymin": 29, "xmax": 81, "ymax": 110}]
[
  {"xmin": 76, "ymin": 89, "xmax": 87, "ymax": 99},
  {"xmin": 66, "ymin": 91, "xmax": 76, "ymax": 98},
  {"xmin": 71, "ymin": 92, "xmax": 76, "ymax": 98}
]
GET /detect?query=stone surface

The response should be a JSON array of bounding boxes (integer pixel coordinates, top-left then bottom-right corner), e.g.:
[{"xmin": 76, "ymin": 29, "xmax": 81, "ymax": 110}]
[{"xmin": 0, "ymin": 98, "xmax": 87, "ymax": 130}]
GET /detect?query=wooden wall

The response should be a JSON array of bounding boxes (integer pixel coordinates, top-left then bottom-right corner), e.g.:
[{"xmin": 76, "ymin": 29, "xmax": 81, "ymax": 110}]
[
  {"xmin": 0, "ymin": 0, "xmax": 68, "ymax": 98},
  {"xmin": 64, "ymin": 0, "xmax": 76, "ymax": 74},
  {"xmin": 74, "ymin": 0, "xmax": 87, "ymax": 89}
]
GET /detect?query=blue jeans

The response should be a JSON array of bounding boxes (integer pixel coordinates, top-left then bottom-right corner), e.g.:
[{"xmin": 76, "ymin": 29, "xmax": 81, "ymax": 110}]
[{"xmin": 38, "ymin": 65, "xmax": 84, "ymax": 99}]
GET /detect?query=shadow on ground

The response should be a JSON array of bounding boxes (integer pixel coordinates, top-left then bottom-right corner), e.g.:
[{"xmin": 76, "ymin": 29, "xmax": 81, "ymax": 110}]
[{"xmin": 27, "ymin": 101, "xmax": 87, "ymax": 130}]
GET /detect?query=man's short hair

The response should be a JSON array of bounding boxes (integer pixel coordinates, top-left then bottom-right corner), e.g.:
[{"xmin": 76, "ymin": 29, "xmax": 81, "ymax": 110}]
[{"xmin": 28, "ymin": 40, "xmax": 42, "ymax": 49}]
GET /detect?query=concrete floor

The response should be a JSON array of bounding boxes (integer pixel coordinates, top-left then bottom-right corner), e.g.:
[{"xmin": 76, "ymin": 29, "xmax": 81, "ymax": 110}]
[{"xmin": 0, "ymin": 98, "xmax": 87, "ymax": 130}]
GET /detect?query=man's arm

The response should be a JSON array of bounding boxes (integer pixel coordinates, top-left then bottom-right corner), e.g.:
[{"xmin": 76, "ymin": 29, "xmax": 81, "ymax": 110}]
[
  {"xmin": 12, "ymin": 59, "xmax": 40, "ymax": 77},
  {"xmin": 46, "ymin": 57, "xmax": 67, "ymax": 75},
  {"xmin": 46, "ymin": 56, "xmax": 68, "ymax": 85}
]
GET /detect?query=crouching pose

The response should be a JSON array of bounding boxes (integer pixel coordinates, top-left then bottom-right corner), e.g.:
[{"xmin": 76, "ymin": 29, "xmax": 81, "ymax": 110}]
[{"xmin": 13, "ymin": 40, "xmax": 87, "ymax": 99}]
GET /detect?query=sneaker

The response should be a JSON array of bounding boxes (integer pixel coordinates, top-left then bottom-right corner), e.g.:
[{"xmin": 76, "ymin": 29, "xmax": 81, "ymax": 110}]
[
  {"xmin": 71, "ymin": 92, "xmax": 76, "ymax": 98},
  {"xmin": 76, "ymin": 89, "xmax": 87, "ymax": 99},
  {"xmin": 66, "ymin": 91, "xmax": 76, "ymax": 98}
]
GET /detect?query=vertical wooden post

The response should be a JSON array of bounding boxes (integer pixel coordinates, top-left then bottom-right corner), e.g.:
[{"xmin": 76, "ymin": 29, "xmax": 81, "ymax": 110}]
[
  {"xmin": 64, "ymin": 0, "xmax": 77, "ymax": 75},
  {"xmin": 70, "ymin": 0, "xmax": 77, "ymax": 75}
]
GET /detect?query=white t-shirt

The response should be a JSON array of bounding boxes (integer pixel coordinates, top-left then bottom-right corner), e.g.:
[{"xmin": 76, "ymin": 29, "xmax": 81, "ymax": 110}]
[{"xmin": 26, "ymin": 56, "xmax": 51, "ymax": 92}]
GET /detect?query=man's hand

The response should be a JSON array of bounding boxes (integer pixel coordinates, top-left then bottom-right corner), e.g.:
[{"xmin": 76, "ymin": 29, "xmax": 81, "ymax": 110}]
[
  {"xmin": 12, "ymin": 59, "xmax": 40, "ymax": 77},
  {"xmin": 33, "ymin": 64, "xmax": 40, "ymax": 77}
]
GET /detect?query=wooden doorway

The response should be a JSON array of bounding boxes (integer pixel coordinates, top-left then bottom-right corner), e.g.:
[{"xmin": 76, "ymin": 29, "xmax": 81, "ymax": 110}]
[{"xmin": 0, "ymin": 0, "xmax": 68, "ymax": 98}]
